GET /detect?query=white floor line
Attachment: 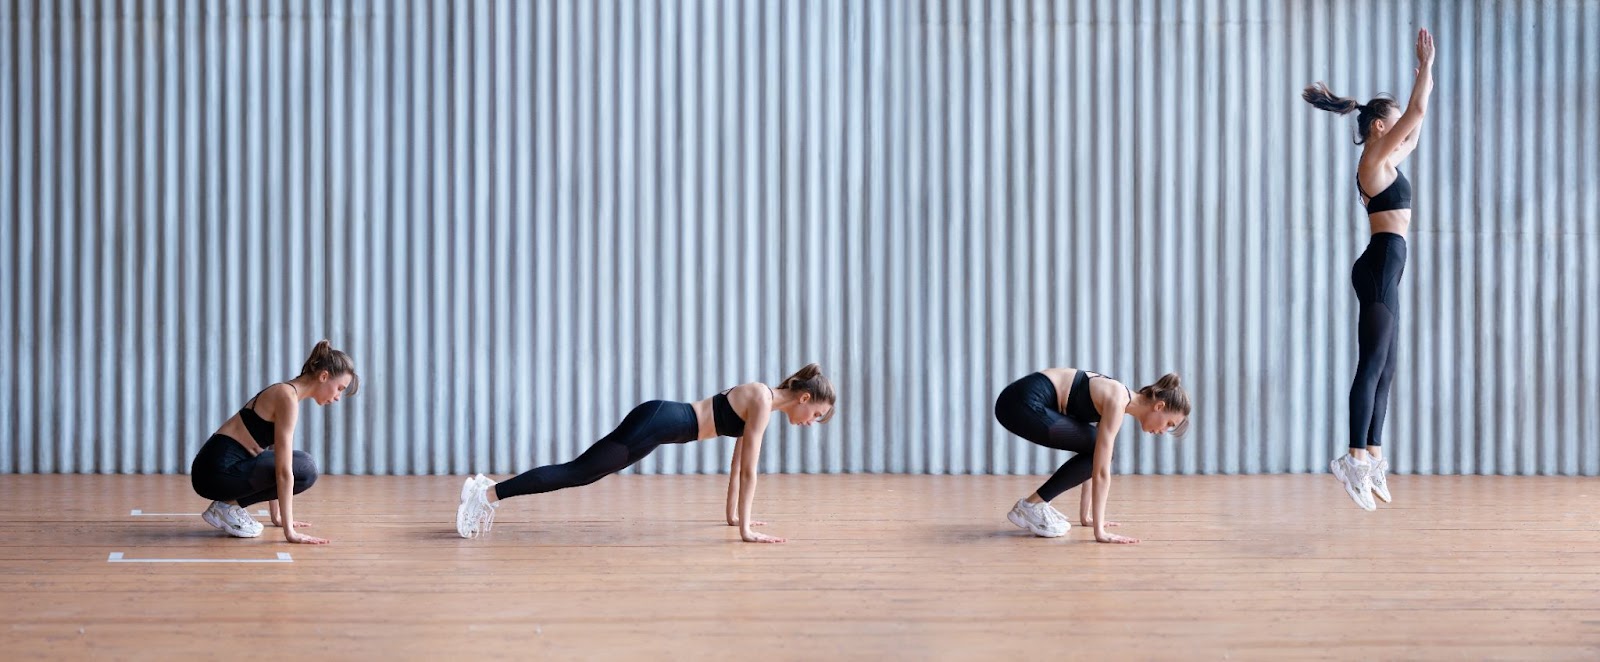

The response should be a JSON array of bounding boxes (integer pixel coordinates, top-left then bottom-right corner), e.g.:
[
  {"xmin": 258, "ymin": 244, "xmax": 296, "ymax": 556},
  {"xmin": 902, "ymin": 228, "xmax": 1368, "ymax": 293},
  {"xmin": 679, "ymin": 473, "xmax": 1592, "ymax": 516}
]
[
  {"xmin": 107, "ymin": 552, "xmax": 293, "ymax": 563},
  {"xmin": 130, "ymin": 509, "xmax": 270, "ymax": 517}
]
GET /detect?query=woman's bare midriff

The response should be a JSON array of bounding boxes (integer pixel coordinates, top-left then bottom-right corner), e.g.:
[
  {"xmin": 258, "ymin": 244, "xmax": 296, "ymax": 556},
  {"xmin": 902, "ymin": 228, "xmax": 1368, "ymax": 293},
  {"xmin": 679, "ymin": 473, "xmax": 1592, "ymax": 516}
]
[
  {"xmin": 689, "ymin": 399, "xmax": 717, "ymax": 440},
  {"xmin": 214, "ymin": 415, "xmax": 264, "ymax": 456},
  {"xmin": 1037, "ymin": 367, "xmax": 1080, "ymax": 413},
  {"xmin": 1368, "ymin": 209, "xmax": 1410, "ymax": 237}
]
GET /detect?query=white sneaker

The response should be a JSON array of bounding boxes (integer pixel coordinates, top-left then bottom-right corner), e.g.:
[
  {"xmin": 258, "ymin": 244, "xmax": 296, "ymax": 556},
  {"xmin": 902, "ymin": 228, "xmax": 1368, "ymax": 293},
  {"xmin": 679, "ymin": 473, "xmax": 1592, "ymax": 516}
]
[
  {"xmin": 1007, "ymin": 499, "xmax": 1069, "ymax": 537},
  {"xmin": 1369, "ymin": 458, "xmax": 1392, "ymax": 503},
  {"xmin": 227, "ymin": 504, "xmax": 265, "ymax": 534},
  {"xmin": 1330, "ymin": 455, "xmax": 1377, "ymax": 511},
  {"xmin": 473, "ymin": 475, "xmax": 499, "ymax": 535},
  {"xmin": 202, "ymin": 501, "xmax": 262, "ymax": 538},
  {"xmin": 456, "ymin": 474, "xmax": 498, "ymax": 539}
]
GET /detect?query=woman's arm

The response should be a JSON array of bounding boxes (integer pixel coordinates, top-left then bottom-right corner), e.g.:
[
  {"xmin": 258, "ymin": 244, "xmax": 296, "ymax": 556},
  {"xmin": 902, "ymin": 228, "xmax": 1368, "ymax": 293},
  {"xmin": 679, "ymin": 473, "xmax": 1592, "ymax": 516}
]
[
  {"xmin": 735, "ymin": 389, "xmax": 782, "ymax": 543},
  {"xmin": 267, "ymin": 499, "xmax": 311, "ymax": 528},
  {"xmin": 725, "ymin": 437, "xmax": 765, "ymax": 527},
  {"xmin": 726, "ymin": 436, "xmax": 743, "ymax": 525},
  {"xmin": 1078, "ymin": 479, "xmax": 1119, "ymax": 528},
  {"xmin": 1090, "ymin": 404, "xmax": 1138, "ymax": 544},
  {"xmin": 1370, "ymin": 29, "xmax": 1435, "ymax": 160},
  {"xmin": 267, "ymin": 391, "xmax": 326, "ymax": 545},
  {"xmin": 1389, "ymin": 121, "xmax": 1424, "ymax": 164}
]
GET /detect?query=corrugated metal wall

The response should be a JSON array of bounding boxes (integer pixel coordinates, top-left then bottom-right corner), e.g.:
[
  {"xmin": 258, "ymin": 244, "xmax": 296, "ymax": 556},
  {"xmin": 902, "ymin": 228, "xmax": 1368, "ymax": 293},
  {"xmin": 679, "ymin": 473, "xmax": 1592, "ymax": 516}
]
[{"xmin": 3, "ymin": 0, "xmax": 1597, "ymax": 476}]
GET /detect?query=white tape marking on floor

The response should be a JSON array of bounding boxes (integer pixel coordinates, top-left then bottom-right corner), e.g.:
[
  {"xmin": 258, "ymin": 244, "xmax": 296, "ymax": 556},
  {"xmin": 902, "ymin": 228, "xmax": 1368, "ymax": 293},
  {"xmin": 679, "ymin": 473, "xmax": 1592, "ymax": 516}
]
[
  {"xmin": 130, "ymin": 509, "xmax": 269, "ymax": 517},
  {"xmin": 107, "ymin": 552, "xmax": 293, "ymax": 563}
]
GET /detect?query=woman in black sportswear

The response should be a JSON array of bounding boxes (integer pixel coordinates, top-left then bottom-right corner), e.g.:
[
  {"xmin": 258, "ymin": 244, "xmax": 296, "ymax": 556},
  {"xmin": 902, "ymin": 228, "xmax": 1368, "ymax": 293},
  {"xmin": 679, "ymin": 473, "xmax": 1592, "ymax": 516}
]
[
  {"xmin": 190, "ymin": 340, "xmax": 360, "ymax": 544},
  {"xmin": 1303, "ymin": 28, "xmax": 1436, "ymax": 511},
  {"xmin": 994, "ymin": 368, "xmax": 1190, "ymax": 545},
  {"xmin": 455, "ymin": 364, "xmax": 836, "ymax": 544}
]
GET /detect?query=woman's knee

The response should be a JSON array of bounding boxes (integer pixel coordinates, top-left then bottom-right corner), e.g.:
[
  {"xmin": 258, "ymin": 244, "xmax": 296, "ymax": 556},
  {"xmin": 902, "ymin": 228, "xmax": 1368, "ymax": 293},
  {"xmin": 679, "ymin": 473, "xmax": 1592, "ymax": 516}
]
[
  {"xmin": 291, "ymin": 451, "xmax": 319, "ymax": 492},
  {"xmin": 573, "ymin": 471, "xmax": 610, "ymax": 488}
]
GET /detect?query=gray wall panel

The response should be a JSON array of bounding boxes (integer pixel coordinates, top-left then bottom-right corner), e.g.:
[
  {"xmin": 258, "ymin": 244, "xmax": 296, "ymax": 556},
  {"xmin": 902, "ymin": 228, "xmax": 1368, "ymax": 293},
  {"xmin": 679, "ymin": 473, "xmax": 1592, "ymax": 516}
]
[{"xmin": 3, "ymin": 0, "xmax": 1597, "ymax": 475}]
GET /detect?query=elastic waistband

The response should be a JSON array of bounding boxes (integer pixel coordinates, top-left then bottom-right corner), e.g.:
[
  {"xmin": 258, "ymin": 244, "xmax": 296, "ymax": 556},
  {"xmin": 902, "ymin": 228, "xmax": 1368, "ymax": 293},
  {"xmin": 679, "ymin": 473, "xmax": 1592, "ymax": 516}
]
[
  {"xmin": 1004, "ymin": 372, "xmax": 1059, "ymax": 404},
  {"xmin": 192, "ymin": 433, "xmax": 253, "ymax": 473}
]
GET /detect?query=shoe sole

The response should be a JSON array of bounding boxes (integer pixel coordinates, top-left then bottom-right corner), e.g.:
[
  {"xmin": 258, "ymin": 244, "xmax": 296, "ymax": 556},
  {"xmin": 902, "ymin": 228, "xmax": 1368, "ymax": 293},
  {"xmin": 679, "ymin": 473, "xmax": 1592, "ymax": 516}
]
[
  {"xmin": 457, "ymin": 477, "xmax": 479, "ymax": 539},
  {"xmin": 1330, "ymin": 459, "xmax": 1377, "ymax": 511},
  {"xmin": 1007, "ymin": 508, "xmax": 1066, "ymax": 538}
]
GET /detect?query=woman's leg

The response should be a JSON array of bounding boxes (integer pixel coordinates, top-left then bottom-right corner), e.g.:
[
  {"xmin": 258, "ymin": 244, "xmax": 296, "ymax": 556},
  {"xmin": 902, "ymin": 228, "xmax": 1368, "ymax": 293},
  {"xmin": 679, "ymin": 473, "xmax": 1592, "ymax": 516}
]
[
  {"xmin": 1348, "ymin": 300, "xmax": 1398, "ymax": 453},
  {"xmin": 491, "ymin": 401, "xmax": 683, "ymax": 501},
  {"xmin": 492, "ymin": 439, "xmax": 634, "ymax": 499},
  {"xmin": 234, "ymin": 450, "xmax": 320, "ymax": 507},
  {"xmin": 1031, "ymin": 418, "xmax": 1099, "ymax": 503},
  {"xmin": 996, "ymin": 375, "xmax": 1099, "ymax": 537}
]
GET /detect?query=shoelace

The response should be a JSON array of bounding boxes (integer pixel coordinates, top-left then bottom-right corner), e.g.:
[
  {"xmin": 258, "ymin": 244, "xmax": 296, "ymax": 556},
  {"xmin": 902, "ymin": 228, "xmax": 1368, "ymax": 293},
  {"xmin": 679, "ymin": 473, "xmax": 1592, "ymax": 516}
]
[
  {"xmin": 235, "ymin": 507, "xmax": 260, "ymax": 526},
  {"xmin": 1341, "ymin": 457, "xmax": 1369, "ymax": 484},
  {"xmin": 241, "ymin": 517, "xmax": 263, "ymax": 533},
  {"xmin": 1028, "ymin": 502, "xmax": 1067, "ymax": 527},
  {"xmin": 222, "ymin": 504, "xmax": 259, "ymax": 530}
]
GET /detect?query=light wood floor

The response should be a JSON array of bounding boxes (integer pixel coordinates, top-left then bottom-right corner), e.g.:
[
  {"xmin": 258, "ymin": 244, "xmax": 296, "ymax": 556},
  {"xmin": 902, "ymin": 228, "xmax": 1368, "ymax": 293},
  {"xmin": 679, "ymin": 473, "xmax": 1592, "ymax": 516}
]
[{"xmin": 1, "ymin": 474, "xmax": 1597, "ymax": 660}]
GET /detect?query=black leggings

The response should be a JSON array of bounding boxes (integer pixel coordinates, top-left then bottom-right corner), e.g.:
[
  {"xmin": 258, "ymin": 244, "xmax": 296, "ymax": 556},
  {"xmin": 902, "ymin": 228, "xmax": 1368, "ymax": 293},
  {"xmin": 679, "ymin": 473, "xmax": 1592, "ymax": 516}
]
[
  {"xmin": 494, "ymin": 400, "xmax": 701, "ymax": 500},
  {"xmin": 994, "ymin": 373, "xmax": 1098, "ymax": 503},
  {"xmin": 1349, "ymin": 232, "xmax": 1407, "ymax": 450},
  {"xmin": 190, "ymin": 434, "xmax": 319, "ymax": 507}
]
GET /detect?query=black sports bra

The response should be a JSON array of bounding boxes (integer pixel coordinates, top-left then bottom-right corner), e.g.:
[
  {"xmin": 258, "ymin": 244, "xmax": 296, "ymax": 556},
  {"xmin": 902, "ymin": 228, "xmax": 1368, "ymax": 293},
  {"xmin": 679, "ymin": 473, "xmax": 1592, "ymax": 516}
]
[
  {"xmin": 710, "ymin": 385, "xmax": 775, "ymax": 437},
  {"xmin": 239, "ymin": 383, "xmax": 297, "ymax": 448},
  {"xmin": 1064, "ymin": 371, "xmax": 1131, "ymax": 424},
  {"xmin": 1358, "ymin": 168, "xmax": 1412, "ymax": 214}
]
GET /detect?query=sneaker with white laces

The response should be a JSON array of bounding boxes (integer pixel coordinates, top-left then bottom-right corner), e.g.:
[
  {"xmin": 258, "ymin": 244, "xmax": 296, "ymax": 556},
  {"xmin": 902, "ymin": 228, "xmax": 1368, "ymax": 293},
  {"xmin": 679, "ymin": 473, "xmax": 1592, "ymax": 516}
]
[
  {"xmin": 226, "ymin": 504, "xmax": 265, "ymax": 535},
  {"xmin": 456, "ymin": 474, "xmax": 499, "ymax": 539},
  {"xmin": 219, "ymin": 502, "xmax": 264, "ymax": 535},
  {"xmin": 1369, "ymin": 458, "xmax": 1392, "ymax": 503},
  {"xmin": 1040, "ymin": 501, "xmax": 1072, "ymax": 531},
  {"xmin": 1329, "ymin": 455, "xmax": 1377, "ymax": 511},
  {"xmin": 1007, "ymin": 498, "xmax": 1069, "ymax": 537},
  {"xmin": 202, "ymin": 501, "xmax": 263, "ymax": 538}
]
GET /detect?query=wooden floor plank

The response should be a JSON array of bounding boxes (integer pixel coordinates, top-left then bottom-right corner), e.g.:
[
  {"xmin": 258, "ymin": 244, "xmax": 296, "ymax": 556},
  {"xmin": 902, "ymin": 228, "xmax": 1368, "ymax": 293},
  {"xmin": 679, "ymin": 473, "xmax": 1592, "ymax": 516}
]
[{"xmin": 0, "ymin": 474, "xmax": 1596, "ymax": 660}]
